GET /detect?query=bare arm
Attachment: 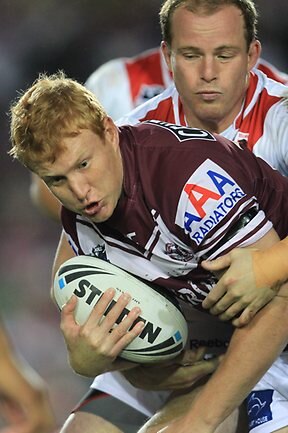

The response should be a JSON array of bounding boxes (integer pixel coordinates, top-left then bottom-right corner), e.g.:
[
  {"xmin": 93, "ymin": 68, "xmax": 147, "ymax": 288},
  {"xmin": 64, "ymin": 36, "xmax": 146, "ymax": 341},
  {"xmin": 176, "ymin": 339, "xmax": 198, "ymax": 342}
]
[
  {"xmin": 177, "ymin": 290, "xmax": 288, "ymax": 432},
  {"xmin": 160, "ymin": 283, "xmax": 288, "ymax": 433},
  {"xmin": 202, "ymin": 229, "xmax": 284, "ymax": 326},
  {"xmin": 203, "ymin": 236, "xmax": 288, "ymax": 297},
  {"xmin": 0, "ymin": 322, "xmax": 56, "ymax": 433},
  {"xmin": 253, "ymin": 236, "xmax": 288, "ymax": 286},
  {"xmin": 52, "ymin": 233, "xmax": 145, "ymax": 377},
  {"xmin": 161, "ymin": 228, "xmax": 288, "ymax": 432},
  {"xmin": 122, "ymin": 348, "xmax": 221, "ymax": 391}
]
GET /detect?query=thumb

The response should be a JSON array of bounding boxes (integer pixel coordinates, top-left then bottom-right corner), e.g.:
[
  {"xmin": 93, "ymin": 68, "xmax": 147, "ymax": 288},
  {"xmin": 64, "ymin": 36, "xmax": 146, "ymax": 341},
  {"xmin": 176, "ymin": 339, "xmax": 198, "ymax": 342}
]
[{"xmin": 61, "ymin": 295, "xmax": 78, "ymax": 326}]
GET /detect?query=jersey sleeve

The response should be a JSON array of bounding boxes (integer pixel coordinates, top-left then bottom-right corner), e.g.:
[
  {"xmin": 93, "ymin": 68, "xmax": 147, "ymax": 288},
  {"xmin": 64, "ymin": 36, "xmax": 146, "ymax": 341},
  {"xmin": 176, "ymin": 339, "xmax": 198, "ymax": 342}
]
[{"xmin": 85, "ymin": 58, "xmax": 134, "ymax": 120}]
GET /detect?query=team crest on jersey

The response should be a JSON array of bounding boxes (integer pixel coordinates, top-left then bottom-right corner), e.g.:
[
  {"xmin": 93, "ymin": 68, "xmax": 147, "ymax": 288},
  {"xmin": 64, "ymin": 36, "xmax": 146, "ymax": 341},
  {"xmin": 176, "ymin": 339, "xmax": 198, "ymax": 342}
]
[
  {"xmin": 235, "ymin": 131, "xmax": 249, "ymax": 147},
  {"xmin": 165, "ymin": 243, "xmax": 195, "ymax": 262},
  {"xmin": 175, "ymin": 160, "xmax": 246, "ymax": 245},
  {"xmin": 247, "ymin": 390, "xmax": 273, "ymax": 429},
  {"xmin": 146, "ymin": 120, "xmax": 216, "ymax": 142},
  {"xmin": 91, "ymin": 244, "xmax": 107, "ymax": 260},
  {"xmin": 136, "ymin": 85, "xmax": 165, "ymax": 105}
]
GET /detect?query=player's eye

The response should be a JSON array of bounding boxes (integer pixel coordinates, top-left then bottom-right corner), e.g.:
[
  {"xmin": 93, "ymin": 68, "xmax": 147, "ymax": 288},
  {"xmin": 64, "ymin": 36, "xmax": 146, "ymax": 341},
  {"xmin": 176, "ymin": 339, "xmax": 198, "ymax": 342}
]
[
  {"xmin": 217, "ymin": 52, "xmax": 236, "ymax": 60},
  {"xmin": 51, "ymin": 176, "xmax": 65, "ymax": 186},
  {"xmin": 79, "ymin": 160, "xmax": 89, "ymax": 169},
  {"xmin": 183, "ymin": 53, "xmax": 200, "ymax": 60}
]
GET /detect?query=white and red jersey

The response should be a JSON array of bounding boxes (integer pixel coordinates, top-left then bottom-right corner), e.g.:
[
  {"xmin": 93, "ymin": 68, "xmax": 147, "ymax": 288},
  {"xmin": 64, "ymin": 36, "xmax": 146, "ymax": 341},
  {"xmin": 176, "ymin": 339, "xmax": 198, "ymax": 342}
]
[
  {"xmin": 85, "ymin": 47, "xmax": 173, "ymax": 120},
  {"xmin": 85, "ymin": 45, "xmax": 288, "ymax": 122},
  {"xmin": 256, "ymin": 58, "xmax": 288, "ymax": 85},
  {"xmin": 118, "ymin": 70, "xmax": 288, "ymax": 176}
]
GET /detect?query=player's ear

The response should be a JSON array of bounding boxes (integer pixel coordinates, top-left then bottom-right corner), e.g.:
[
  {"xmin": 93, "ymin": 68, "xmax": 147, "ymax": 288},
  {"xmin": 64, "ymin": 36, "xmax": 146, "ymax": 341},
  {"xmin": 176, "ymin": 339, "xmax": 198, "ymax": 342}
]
[
  {"xmin": 161, "ymin": 41, "xmax": 172, "ymax": 72},
  {"xmin": 247, "ymin": 39, "xmax": 261, "ymax": 71},
  {"xmin": 103, "ymin": 116, "xmax": 119, "ymax": 147}
]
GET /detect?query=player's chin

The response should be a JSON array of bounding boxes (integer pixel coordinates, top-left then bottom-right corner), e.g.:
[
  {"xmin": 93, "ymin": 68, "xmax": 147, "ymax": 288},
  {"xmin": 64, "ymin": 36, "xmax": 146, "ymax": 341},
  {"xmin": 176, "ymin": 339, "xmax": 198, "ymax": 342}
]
[
  {"xmin": 87, "ymin": 207, "xmax": 114, "ymax": 223},
  {"xmin": 89, "ymin": 215, "xmax": 109, "ymax": 223}
]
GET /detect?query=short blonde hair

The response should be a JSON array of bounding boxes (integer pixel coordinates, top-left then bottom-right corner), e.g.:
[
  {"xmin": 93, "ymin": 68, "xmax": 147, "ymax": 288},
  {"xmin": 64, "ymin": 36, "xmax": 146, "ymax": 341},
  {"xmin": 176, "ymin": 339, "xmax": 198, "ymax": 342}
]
[
  {"xmin": 9, "ymin": 71, "xmax": 107, "ymax": 171},
  {"xmin": 160, "ymin": 0, "xmax": 258, "ymax": 50}
]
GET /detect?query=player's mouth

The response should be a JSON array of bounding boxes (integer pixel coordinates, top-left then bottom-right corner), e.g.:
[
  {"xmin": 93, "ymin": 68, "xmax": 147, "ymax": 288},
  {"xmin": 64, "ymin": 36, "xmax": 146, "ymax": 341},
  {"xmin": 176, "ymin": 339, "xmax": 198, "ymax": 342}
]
[
  {"xmin": 197, "ymin": 91, "xmax": 221, "ymax": 101},
  {"xmin": 83, "ymin": 200, "xmax": 104, "ymax": 217}
]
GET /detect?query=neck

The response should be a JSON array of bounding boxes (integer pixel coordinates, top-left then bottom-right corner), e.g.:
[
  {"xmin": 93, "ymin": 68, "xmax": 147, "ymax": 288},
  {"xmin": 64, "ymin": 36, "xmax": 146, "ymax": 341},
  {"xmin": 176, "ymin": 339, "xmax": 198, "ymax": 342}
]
[
  {"xmin": 183, "ymin": 103, "xmax": 241, "ymax": 134},
  {"xmin": 185, "ymin": 115, "xmax": 222, "ymax": 134},
  {"xmin": 182, "ymin": 80, "xmax": 249, "ymax": 134}
]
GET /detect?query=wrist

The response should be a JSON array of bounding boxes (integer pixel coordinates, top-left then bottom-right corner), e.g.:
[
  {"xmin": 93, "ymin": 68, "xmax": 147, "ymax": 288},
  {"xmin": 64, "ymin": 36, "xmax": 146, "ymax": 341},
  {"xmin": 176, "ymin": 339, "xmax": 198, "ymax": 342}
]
[
  {"xmin": 182, "ymin": 411, "xmax": 217, "ymax": 433},
  {"xmin": 253, "ymin": 241, "xmax": 288, "ymax": 288}
]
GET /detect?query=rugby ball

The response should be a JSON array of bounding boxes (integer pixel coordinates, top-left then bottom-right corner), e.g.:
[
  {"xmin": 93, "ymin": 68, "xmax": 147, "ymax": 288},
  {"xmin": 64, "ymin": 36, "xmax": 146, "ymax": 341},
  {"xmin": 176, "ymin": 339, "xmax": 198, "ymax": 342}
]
[{"xmin": 53, "ymin": 255, "xmax": 188, "ymax": 364}]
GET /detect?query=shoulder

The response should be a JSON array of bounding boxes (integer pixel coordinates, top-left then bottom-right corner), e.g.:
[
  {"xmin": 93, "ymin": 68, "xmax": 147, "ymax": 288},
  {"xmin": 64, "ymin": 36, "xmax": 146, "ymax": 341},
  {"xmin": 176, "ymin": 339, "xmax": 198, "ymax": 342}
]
[
  {"xmin": 250, "ymin": 71, "xmax": 288, "ymax": 135},
  {"xmin": 127, "ymin": 47, "xmax": 162, "ymax": 67},
  {"xmin": 121, "ymin": 122, "xmax": 250, "ymax": 170},
  {"xmin": 85, "ymin": 57, "xmax": 129, "ymax": 90},
  {"xmin": 85, "ymin": 57, "xmax": 134, "ymax": 119},
  {"xmin": 135, "ymin": 120, "xmax": 217, "ymax": 146},
  {"xmin": 254, "ymin": 69, "xmax": 288, "ymax": 103},
  {"xmin": 85, "ymin": 48, "xmax": 162, "ymax": 88},
  {"xmin": 256, "ymin": 58, "xmax": 288, "ymax": 85},
  {"xmin": 247, "ymin": 69, "xmax": 287, "ymax": 103},
  {"xmin": 244, "ymin": 70, "xmax": 288, "ymax": 138},
  {"xmin": 116, "ymin": 84, "xmax": 178, "ymax": 125}
]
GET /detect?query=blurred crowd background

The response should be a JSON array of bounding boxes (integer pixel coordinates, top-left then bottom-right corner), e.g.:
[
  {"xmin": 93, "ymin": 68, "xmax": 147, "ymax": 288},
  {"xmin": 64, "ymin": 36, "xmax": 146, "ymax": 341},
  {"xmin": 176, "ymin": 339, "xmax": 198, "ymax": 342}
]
[{"xmin": 0, "ymin": 0, "xmax": 287, "ymax": 427}]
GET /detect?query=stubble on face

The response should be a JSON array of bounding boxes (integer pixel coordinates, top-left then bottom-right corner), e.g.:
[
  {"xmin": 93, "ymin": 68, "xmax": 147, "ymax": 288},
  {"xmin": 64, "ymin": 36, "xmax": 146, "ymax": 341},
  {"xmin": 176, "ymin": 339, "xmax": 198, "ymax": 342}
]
[{"xmin": 167, "ymin": 5, "xmax": 253, "ymax": 133}]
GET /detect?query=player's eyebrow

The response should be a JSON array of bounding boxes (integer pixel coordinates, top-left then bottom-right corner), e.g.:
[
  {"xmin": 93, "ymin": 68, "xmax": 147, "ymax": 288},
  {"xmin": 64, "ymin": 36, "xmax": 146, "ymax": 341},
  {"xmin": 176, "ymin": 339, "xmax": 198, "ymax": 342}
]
[
  {"xmin": 177, "ymin": 44, "xmax": 240, "ymax": 53},
  {"xmin": 42, "ymin": 174, "xmax": 65, "ymax": 184}
]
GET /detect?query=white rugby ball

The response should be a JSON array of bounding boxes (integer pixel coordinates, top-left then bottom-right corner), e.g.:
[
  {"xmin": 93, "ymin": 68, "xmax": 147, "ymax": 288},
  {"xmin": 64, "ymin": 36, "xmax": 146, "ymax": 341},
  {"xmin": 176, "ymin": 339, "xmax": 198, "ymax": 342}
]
[{"xmin": 53, "ymin": 255, "xmax": 188, "ymax": 364}]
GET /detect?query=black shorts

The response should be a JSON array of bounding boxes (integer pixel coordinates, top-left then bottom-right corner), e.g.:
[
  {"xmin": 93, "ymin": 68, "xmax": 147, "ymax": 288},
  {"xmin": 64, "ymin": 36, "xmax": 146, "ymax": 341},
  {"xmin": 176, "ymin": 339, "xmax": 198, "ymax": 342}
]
[{"xmin": 72, "ymin": 388, "xmax": 148, "ymax": 433}]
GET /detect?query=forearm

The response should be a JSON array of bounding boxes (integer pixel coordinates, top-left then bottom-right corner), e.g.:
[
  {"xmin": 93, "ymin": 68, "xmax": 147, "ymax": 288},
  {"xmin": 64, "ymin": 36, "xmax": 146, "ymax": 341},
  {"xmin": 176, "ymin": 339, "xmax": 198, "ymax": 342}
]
[
  {"xmin": 0, "ymin": 323, "xmax": 46, "ymax": 396},
  {"xmin": 0, "ymin": 324, "xmax": 55, "ymax": 433},
  {"xmin": 0, "ymin": 321, "xmax": 14, "ymax": 356},
  {"xmin": 0, "ymin": 323, "xmax": 23, "ymax": 383},
  {"xmin": 185, "ymin": 292, "xmax": 288, "ymax": 429},
  {"xmin": 254, "ymin": 237, "xmax": 288, "ymax": 287},
  {"xmin": 122, "ymin": 350, "xmax": 220, "ymax": 391}
]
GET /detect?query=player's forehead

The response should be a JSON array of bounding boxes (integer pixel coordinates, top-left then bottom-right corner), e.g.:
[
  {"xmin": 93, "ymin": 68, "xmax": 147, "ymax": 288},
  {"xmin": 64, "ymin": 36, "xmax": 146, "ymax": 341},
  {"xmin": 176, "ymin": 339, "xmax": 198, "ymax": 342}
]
[
  {"xmin": 35, "ymin": 135, "xmax": 82, "ymax": 177},
  {"xmin": 35, "ymin": 151, "xmax": 69, "ymax": 179},
  {"xmin": 170, "ymin": 4, "xmax": 246, "ymax": 47}
]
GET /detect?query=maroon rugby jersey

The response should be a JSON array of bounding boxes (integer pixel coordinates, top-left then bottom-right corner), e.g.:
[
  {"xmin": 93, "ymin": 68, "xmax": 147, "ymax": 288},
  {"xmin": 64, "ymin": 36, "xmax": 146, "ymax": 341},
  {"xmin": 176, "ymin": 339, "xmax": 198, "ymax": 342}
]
[{"xmin": 62, "ymin": 121, "xmax": 288, "ymax": 308}]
